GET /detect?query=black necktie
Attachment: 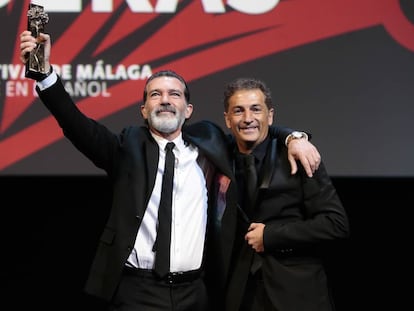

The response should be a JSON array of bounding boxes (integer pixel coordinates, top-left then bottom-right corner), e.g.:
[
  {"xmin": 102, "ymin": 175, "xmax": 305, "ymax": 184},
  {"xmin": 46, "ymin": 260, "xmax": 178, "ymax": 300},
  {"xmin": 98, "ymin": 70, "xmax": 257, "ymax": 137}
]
[
  {"xmin": 154, "ymin": 142, "xmax": 175, "ymax": 278},
  {"xmin": 243, "ymin": 154, "xmax": 262, "ymax": 274},
  {"xmin": 244, "ymin": 154, "xmax": 257, "ymax": 215}
]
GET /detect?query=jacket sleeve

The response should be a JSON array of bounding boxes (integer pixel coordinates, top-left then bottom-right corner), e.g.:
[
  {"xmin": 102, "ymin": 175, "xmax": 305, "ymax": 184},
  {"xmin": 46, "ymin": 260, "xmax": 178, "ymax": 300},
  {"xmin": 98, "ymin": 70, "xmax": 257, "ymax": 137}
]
[
  {"xmin": 263, "ymin": 161, "xmax": 350, "ymax": 255},
  {"xmin": 36, "ymin": 75, "xmax": 120, "ymax": 174}
]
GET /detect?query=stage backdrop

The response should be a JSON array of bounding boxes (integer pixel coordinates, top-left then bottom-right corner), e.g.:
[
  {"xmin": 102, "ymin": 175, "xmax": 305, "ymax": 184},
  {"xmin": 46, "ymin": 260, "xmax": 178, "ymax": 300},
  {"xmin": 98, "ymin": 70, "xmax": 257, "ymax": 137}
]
[{"xmin": 1, "ymin": 0, "xmax": 414, "ymax": 176}]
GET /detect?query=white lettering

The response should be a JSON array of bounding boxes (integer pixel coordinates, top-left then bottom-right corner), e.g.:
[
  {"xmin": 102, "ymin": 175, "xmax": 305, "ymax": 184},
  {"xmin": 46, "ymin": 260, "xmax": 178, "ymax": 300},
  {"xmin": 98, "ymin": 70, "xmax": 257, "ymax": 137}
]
[
  {"xmin": 140, "ymin": 64, "xmax": 152, "ymax": 80},
  {"xmin": 76, "ymin": 64, "xmax": 93, "ymax": 80},
  {"xmin": 0, "ymin": 65, "xmax": 5, "ymax": 79},
  {"xmin": 63, "ymin": 81, "xmax": 112, "ymax": 97},
  {"xmin": 228, "ymin": 0, "xmax": 279, "ymax": 14},
  {"xmin": 61, "ymin": 64, "xmax": 72, "ymax": 80},
  {"xmin": 91, "ymin": 0, "xmax": 112, "ymax": 12},
  {"xmin": 93, "ymin": 0, "xmax": 153, "ymax": 13},
  {"xmin": 114, "ymin": 65, "xmax": 128, "ymax": 80},
  {"xmin": 52, "ymin": 64, "xmax": 72, "ymax": 80},
  {"xmin": 76, "ymin": 62, "xmax": 150, "ymax": 81},
  {"xmin": 0, "ymin": 1, "xmax": 8, "ymax": 9},
  {"xmin": 127, "ymin": 65, "xmax": 140, "ymax": 80},
  {"xmin": 89, "ymin": 81, "xmax": 108, "ymax": 97},
  {"xmin": 2, "ymin": 0, "xmax": 279, "ymax": 14},
  {"xmin": 92, "ymin": 60, "xmax": 106, "ymax": 80},
  {"xmin": 154, "ymin": 0, "xmax": 179, "ymax": 13},
  {"xmin": 202, "ymin": 0, "xmax": 225, "ymax": 13},
  {"xmin": 0, "ymin": 64, "xmax": 25, "ymax": 80},
  {"xmin": 6, "ymin": 81, "xmax": 29, "ymax": 97},
  {"xmin": 31, "ymin": 0, "xmax": 82, "ymax": 12}
]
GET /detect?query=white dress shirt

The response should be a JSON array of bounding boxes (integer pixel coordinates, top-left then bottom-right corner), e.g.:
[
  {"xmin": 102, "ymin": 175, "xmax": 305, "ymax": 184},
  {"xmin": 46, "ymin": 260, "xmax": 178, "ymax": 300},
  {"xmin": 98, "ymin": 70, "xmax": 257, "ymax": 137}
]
[
  {"xmin": 37, "ymin": 73, "xmax": 208, "ymax": 272},
  {"xmin": 127, "ymin": 133, "xmax": 208, "ymax": 272}
]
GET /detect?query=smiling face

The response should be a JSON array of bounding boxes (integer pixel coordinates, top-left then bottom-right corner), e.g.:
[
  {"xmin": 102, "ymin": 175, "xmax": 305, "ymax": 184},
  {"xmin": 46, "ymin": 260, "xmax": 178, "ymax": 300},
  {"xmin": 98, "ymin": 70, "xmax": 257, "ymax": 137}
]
[
  {"xmin": 224, "ymin": 88, "xmax": 274, "ymax": 154},
  {"xmin": 141, "ymin": 75, "xmax": 193, "ymax": 140}
]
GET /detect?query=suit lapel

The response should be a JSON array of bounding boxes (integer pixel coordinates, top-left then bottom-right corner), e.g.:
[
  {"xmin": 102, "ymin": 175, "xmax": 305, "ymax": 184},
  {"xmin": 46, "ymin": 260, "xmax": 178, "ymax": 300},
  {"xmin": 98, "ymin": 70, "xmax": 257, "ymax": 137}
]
[
  {"xmin": 184, "ymin": 131, "xmax": 232, "ymax": 179},
  {"xmin": 144, "ymin": 137, "xmax": 159, "ymax": 199},
  {"xmin": 259, "ymin": 138, "xmax": 277, "ymax": 190}
]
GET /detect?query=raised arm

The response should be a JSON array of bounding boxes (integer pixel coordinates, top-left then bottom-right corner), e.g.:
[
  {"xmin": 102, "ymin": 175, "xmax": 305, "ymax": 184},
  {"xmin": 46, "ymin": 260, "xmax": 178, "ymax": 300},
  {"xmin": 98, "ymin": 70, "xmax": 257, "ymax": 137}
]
[{"xmin": 269, "ymin": 126, "xmax": 321, "ymax": 177}]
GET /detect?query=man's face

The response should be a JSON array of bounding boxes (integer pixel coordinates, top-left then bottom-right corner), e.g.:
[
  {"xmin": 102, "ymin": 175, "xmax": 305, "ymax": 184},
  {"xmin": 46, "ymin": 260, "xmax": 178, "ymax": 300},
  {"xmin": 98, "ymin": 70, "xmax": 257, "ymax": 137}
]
[
  {"xmin": 224, "ymin": 89, "xmax": 274, "ymax": 153},
  {"xmin": 141, "ymin": 76, "xmax": 193, "ymax": 139}
]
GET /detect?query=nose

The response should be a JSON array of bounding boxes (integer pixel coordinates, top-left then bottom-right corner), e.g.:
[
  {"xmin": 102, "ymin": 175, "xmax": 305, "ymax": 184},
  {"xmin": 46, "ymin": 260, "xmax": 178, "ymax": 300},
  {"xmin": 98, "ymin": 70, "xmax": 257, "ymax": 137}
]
[
  {"xmin": 242, "ymin": 110, "xmax": 254, "ymax": 123},
  {"xmin": 160, "ymin": 92, "xmax": 170, "ymax": 104}
]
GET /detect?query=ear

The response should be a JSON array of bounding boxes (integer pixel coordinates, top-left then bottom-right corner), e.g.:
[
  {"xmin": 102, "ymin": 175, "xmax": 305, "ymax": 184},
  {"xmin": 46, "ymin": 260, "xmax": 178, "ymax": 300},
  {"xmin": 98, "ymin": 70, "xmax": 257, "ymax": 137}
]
[
  {"xmin": 185, "ymin": 103, "xmax": 193, "ymax": 119},
  {"xmin": 140, "ymin": 104, "xmax": 148, "ymax": 119},
  {"xmin": 224, "ymin": 112, "xmax": 231, "ymax": 129},
  {"xmin": 268, "ymin": 108, "xmax": 274, "ymax": 125}
]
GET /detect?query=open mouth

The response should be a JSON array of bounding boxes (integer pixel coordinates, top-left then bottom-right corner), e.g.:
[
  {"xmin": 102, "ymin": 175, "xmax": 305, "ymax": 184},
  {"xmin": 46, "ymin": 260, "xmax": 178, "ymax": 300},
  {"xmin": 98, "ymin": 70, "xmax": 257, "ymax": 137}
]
[
  {"xmin": 157, "ymin": 109, "xmax": 175, "ymax": 115},
  {"xmin": 239, "ymin": 126, "xmax": 258, "ymax": 133}
]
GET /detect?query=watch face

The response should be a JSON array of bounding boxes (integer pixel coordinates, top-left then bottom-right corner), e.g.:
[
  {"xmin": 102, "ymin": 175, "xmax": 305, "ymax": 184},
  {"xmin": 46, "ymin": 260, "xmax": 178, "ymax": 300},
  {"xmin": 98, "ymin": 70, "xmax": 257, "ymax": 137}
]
[{"xmin": 292, "ymin": 131, "xmax": 303, "ymax": 138}]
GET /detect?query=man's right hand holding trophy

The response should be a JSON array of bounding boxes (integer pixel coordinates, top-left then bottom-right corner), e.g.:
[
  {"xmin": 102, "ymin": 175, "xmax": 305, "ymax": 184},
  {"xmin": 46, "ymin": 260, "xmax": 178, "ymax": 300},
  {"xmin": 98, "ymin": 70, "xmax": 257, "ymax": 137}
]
[{"xmin": 21, "ymin": 3, "xmax": 51, "ymax": 81}]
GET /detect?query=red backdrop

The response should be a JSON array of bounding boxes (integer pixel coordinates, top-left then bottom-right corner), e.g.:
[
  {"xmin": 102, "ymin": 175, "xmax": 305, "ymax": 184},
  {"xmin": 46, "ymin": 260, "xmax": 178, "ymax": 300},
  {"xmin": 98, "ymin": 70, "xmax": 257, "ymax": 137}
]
[{"xmin": 1, "ymin": 0, "xmax": 414, "ymax": 176}]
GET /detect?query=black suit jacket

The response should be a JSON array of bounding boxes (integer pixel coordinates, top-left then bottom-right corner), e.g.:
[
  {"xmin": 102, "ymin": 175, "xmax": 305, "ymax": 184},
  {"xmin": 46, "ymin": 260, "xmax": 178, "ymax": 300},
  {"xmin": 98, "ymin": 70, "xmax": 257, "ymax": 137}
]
[
  {"xmin": 37, "ymin": 77, "xmax": 240, "ymax": 304},
  {"xmin": 225, "ymin": 138, "xmax": 350, "ymax": 311},
  {"xmin": 36, "ymin": 77, "xmax": 297, "ymax": 308}
]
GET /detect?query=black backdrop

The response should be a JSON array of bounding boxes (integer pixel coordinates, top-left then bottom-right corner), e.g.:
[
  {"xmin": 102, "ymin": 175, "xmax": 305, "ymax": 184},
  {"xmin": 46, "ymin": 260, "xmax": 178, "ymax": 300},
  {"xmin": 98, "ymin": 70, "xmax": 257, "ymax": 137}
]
[{"xmin": 2, "ymin": 175, "xmax": 412, "ymax": 310}]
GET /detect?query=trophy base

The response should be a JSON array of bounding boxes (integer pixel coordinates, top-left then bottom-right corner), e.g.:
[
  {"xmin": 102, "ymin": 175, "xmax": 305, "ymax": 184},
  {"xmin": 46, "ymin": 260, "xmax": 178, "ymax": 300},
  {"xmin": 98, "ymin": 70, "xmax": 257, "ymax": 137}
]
[{"xmin": 25, "ymin": 67, "xmax": 48, "ymax": 81}]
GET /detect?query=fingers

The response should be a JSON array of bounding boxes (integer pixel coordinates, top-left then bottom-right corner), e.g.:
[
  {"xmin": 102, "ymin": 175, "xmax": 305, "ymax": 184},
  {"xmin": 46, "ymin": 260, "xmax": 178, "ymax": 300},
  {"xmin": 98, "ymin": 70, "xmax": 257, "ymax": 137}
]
[
  {"xmin": 287, "ymin": 139, "xmax": 322, "ymax": 177},
  {"xmin": 244, "ymin": 223, "xmax": 265, "ymax": 250},
  {"xmin": 288, "ymin": 154, "xmax": 298, "ymax": 175},
  {"xmin": 303, "ymin": 157, "xmax": 314, "ymax": 178},
  {"xmin": 307, "ymin": 147, "xmax": 321, "ymax": 174},
  {"xmin": 19, "ymin": 31, "xmax": 51, "ymax": 64},
  {"xmin": 290, "ymin": 151, "xmax": 314, "ymax": 177},
  {"xmin": 19, "ymin": 31, "xmax": 36, "ymax": 64},
  {"xmin": 302, "ymin": 149, "xmax": 321, "ymax": 178},
  {"xmin": 313, "ymin": 148, "xmax": 321, "ymax": 169}
]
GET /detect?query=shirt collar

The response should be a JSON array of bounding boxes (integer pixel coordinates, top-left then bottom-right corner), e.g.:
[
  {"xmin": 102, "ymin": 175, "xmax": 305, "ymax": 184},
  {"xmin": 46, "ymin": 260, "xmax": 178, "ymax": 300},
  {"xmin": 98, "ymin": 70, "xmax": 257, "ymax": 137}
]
[
  {"xmin": 235, "ymin": 134, "xmax": 270, "ymax": 161},
  {"xmin": 151, "ymin": 132, "xmax": 186, "ymax": 152},
  {"xmin": 252, "ymin": 135, "xmax": 270, "ymax": 164}
]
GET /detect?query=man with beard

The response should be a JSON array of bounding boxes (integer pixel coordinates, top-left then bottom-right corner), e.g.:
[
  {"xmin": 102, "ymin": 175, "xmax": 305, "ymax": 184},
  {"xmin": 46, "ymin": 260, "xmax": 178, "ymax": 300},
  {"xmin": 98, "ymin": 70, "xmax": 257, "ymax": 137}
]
[{"xmin": 19, "ymin": 31, "xmax": 321, "ymax": 310}]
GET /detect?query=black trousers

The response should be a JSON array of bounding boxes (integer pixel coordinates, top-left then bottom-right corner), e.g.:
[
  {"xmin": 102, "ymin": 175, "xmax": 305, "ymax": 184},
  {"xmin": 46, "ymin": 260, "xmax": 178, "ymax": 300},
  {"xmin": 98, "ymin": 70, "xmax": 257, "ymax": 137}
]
[
  {"xmin": 240, "ymin": 271, "xmax": 275, "ymax": 311},
  {"xmin": 108, "ymin": 268, "xmax": 208, "ymax": 311}
]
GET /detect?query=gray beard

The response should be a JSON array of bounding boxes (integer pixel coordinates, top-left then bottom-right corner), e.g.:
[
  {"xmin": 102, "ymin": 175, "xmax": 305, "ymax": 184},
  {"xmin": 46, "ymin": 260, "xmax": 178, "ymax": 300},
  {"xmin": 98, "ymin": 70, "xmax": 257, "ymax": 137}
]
[{"xmin": 148, "ymin": 111, "xmax": 185, "ymax": 134}]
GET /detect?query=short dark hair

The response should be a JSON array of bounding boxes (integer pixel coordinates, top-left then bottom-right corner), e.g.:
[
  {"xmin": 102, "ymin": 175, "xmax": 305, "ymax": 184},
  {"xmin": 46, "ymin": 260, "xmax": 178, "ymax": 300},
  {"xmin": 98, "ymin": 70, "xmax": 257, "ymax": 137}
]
[
  {"xmin": 143, "ymin": 70, "xmax": 190, "ymax": 103},
  {"xmin": 223, "ymin": 77, "xmax": 273, "ymax": 112}
]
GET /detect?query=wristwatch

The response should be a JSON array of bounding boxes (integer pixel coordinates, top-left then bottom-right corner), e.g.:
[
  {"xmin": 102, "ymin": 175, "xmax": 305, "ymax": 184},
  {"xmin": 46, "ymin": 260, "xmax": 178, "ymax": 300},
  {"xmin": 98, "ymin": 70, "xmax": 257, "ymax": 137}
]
[{"xmin": 285, "ymin": 131, "xmax": 309, "ymax": 146}]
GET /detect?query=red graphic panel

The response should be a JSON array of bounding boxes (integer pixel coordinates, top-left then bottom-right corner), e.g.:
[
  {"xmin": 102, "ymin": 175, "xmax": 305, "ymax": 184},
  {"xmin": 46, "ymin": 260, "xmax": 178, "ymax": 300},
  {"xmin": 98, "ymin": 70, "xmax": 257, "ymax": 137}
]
[{"xmin": 1, "ymin": 0, "xmax": 413, "ymax": 175}]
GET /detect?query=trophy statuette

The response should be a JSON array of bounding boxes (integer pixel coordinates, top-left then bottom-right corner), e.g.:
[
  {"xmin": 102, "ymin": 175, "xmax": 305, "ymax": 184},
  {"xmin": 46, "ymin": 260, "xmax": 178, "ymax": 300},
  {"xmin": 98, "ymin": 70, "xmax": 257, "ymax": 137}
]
[{"xmin": 25, "ymin": 3, "xmax": 49, "ymax": 80}]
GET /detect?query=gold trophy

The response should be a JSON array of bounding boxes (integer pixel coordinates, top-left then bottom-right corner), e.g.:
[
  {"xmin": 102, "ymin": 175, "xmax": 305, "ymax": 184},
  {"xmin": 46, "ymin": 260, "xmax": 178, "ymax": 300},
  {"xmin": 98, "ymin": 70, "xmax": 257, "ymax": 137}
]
[{"xmin": 25, "ymin": 3, "xmax": 49, "ymax": 80}]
